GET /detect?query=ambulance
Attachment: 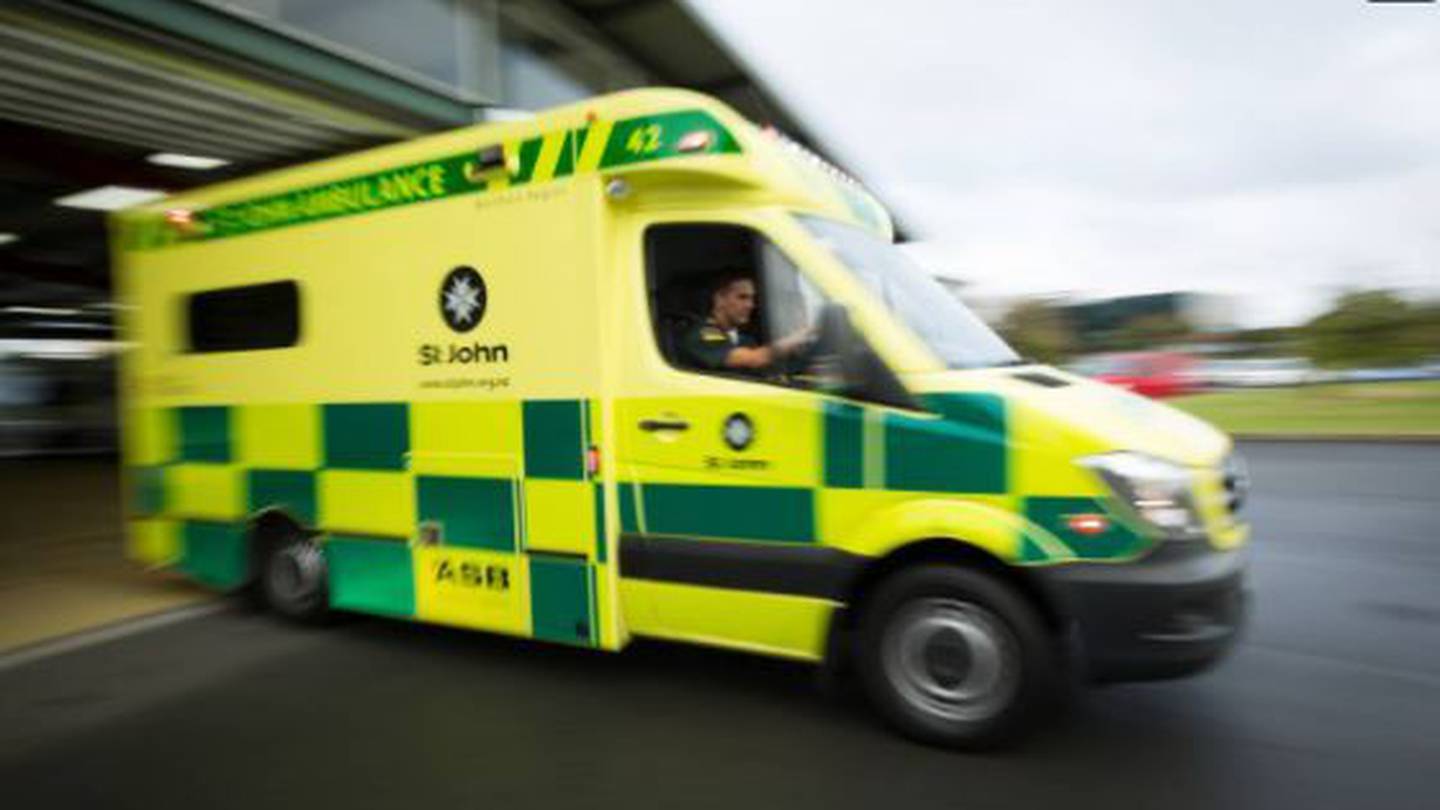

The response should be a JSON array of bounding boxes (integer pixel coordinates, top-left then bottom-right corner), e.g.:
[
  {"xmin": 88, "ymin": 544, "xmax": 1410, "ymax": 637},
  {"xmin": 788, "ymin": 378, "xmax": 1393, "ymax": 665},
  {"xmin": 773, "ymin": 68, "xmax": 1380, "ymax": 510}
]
[{"xmin": 113, "ymin": 88, "xmax": 1248, "ymax": 748}]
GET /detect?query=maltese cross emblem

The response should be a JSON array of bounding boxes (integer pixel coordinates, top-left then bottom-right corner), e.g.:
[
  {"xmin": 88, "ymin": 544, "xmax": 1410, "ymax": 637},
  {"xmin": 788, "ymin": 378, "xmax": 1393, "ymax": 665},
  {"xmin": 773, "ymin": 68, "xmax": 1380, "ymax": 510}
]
[{"xmin": 440, "ymin": 266, "xmax": 487, "ymax": 333}]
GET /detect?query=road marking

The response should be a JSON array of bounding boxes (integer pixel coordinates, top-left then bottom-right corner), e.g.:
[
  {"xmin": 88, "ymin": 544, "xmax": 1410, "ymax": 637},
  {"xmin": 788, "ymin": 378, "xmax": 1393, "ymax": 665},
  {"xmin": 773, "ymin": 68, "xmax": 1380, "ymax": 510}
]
[{"xmin": 0, "ymin": 601, "xmax": 224, "ymax": 675}]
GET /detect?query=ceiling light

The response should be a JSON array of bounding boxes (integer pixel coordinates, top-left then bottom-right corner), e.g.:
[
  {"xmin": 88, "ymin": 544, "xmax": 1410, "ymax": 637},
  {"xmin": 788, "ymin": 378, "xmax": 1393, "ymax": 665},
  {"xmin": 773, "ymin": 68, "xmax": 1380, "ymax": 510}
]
[
  {"xmin": 5, "ymin": 306, "xmax": 83, "ymax": 316},
  {"xmin": 30, "ymin": 321, "xmax": 112, "ymax": 331},
  {"xmin": 0, "ymin": 338, "xmax": 120, "ymax": 361},
  {"xmin": 0, "ymin": 233, "xmax": 18, "ymax": 246},
  {"xmin": 147, "ymin": 152, "xmax": 230, "ymax": 170},
  {"xmin": 55, "ymin": 186, "xmax": 166, "ymax": 211}
]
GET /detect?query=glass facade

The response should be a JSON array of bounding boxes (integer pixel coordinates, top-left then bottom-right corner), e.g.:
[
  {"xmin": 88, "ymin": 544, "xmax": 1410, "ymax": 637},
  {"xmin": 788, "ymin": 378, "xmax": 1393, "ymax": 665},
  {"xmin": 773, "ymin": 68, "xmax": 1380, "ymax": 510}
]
[
  {"xmin": 210, "ymin": 0, "xmax": 501, "ymax": 103},
  {"xmin": 499, "ymin": 41, "xmax": 593, "ymax": 111}
]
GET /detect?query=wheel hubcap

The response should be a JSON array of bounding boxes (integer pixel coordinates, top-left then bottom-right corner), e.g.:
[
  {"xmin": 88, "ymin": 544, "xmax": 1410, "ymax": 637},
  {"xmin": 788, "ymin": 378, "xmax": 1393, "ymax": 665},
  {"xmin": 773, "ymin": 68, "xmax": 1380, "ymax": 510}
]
[
  {"xmin": 267, "ymin": 542, "xmax": 322, "ymax": 608},
  {"xmin": 882, "ymin": 598, "xmax": 1019, "ymax": 722}
]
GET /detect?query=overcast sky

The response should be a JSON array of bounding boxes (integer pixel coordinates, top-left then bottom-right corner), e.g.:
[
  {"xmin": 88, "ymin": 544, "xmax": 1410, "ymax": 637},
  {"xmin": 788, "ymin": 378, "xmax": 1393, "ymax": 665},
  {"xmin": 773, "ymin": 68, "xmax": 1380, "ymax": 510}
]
[{"xmin": 690, "ymin": 0, "xmax": 1440, "ymax": 327}]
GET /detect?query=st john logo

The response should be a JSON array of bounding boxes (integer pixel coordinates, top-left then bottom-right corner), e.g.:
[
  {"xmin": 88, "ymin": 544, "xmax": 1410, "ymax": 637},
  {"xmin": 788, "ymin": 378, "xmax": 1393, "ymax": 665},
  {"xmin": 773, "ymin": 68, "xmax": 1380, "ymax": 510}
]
[
  {"xmin": 440, "ymin": 266, "xmax": 487, "ymax": 333},
  {"xmin": 723, "ymin": 413, "xmax": 755, "ymax": 451},
  {"xmin": 420, "ymin": 265, "xmax": 508, "ymax": 368}
]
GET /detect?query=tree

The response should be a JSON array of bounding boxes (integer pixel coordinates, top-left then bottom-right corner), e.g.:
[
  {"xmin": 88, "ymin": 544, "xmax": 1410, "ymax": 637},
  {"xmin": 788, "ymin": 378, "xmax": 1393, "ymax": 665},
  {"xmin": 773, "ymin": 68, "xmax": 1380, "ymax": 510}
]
[
  {"xmin": 997, "ymin": 298, "xmax": 1076, "ymax": 363},
  {"xmin": 1405, "ymin": 301, "xmax": 1440, "ymax": 360},
  {"xmin": 1299, "ymin": 290, "xmax": 1435, "ymax": 368}
]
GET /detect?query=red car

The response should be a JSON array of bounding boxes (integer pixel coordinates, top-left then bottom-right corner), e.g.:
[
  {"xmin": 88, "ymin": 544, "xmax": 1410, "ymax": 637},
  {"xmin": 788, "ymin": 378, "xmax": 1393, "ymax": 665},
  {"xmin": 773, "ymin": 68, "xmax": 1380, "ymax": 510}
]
[{"xmin": 1073, "ymin": 352, "xmax": 1198, "ymax": 398}]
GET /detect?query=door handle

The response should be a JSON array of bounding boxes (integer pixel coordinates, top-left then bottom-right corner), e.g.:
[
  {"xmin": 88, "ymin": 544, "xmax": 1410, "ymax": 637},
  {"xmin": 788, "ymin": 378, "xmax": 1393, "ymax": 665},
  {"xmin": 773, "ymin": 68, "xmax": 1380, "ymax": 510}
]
[{"xmin": 639, "ymin": 417, "xmax": 690, "ymax": 432}]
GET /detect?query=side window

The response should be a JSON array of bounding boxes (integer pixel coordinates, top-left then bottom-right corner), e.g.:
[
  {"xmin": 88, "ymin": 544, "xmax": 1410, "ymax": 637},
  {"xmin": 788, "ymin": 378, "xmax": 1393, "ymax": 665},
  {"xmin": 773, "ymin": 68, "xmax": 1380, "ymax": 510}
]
[
  {"xmin": 185, "ymin": 280, "xmax": 300, "ymax": 353},
  {"xmin": 644, "ymin": 223, "xmax": 879, "ymax": 398}
]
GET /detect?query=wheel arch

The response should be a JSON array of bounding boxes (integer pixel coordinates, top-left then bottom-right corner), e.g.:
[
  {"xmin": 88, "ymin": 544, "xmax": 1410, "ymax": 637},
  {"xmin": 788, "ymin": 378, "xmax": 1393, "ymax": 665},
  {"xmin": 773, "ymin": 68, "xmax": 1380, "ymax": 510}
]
[
  {"xmin": 826, "ymin": 537, "xmax": 1066, "ymax": 673},
  {"xmin": 244, "ymin": 507, "xmax": 313, "ymax": 586}
]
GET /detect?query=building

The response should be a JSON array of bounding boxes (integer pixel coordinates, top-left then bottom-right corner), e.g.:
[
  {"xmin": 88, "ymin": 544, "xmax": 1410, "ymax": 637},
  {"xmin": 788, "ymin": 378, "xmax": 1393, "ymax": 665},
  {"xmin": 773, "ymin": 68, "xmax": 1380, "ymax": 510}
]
[
  {"xmin": 0, "ymin": 0, "xmax": 882, "ymax": 452},
  {"xmin": 0, "ymin": 0, "xmax": 870, "ymax": 306},
  {"xmin": 1065, "ymin": 291, "xmax": 1238, "ymax": 342}
]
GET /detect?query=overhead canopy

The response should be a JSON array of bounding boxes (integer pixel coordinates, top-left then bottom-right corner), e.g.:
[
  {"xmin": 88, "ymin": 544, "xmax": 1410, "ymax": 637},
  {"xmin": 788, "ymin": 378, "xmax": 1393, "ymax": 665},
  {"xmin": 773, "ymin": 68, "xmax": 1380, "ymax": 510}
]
[
  {"xmin": 510, "ymin": 1, "xmax": 807, "ymax": 139},
  {"xmin": 0, "ymin": 0, "xmax": 903, "ymax": 315}
]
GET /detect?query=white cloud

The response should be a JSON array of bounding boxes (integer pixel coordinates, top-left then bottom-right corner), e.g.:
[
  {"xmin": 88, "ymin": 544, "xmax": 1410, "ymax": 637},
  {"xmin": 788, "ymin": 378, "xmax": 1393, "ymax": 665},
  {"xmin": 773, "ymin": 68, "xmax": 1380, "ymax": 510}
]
[{"xmin": 690, "ymin": 0, "xmax": 1440, "ymax": 326}]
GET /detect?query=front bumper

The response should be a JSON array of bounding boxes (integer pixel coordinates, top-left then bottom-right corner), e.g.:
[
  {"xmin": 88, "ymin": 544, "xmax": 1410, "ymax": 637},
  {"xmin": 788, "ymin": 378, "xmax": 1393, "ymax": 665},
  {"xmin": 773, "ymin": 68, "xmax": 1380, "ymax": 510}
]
[{"xmin": 1035, "ymin": 542, "xmax": 1248, "ymax": 683}]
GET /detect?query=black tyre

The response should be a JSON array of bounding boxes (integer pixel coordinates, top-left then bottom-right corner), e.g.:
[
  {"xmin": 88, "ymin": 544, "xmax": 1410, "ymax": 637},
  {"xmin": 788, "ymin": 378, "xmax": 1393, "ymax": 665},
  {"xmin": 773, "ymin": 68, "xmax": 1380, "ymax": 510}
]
[
  {"xmin": 854, "ymin": 565, "xmax": 1060, "ymax": 749},
  {"xmin": 259, "ymin": 531, "xmax": 330, "ymax": 623}
]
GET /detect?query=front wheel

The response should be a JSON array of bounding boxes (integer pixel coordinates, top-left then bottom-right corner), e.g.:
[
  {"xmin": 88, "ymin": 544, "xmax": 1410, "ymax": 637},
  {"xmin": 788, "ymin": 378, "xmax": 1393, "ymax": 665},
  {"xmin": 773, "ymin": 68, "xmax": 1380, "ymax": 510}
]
[{"xmin": 854, "ymin": 565, "xmax": 1060, "ymax": 748}]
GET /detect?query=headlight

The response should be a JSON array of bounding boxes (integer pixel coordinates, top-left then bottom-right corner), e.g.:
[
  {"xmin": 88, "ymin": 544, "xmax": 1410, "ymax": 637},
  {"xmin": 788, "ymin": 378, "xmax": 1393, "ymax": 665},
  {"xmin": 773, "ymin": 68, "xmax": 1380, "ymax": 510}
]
[{"xmin": 1080, "ymin": 451, "xmax": 1205, "ymax": 540}]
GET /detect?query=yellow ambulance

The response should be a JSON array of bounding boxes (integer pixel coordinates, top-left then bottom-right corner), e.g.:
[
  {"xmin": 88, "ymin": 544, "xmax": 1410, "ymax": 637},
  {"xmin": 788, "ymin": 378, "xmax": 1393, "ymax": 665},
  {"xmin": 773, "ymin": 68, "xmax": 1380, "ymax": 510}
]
[{"xmin": 113, "ymin": 88, "xmax": 1248, "ymax": 747}]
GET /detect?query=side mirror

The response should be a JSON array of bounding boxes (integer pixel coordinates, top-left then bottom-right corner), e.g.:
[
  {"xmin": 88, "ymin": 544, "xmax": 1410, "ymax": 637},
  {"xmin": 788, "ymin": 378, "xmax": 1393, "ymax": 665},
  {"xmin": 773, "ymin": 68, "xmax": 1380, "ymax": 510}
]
[{"xmin": 815, "ymin": 304, "xmax": 914, "ymax": 409}]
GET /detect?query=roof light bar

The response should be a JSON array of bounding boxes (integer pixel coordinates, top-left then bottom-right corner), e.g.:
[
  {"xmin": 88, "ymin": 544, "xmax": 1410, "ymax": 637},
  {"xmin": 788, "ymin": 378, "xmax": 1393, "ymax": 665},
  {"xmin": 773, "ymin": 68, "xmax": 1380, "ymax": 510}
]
[{"xmin": 677, "ymin": 130, "xmax": 715, "ymax": 152}]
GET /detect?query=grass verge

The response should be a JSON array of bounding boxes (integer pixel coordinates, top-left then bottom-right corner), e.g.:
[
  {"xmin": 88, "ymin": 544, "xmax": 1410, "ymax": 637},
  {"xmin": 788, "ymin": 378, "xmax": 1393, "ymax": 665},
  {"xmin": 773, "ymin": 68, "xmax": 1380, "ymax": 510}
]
[{"xmin": 1171, "ymin": 381, "xmax": 1440, "ymax": 437}]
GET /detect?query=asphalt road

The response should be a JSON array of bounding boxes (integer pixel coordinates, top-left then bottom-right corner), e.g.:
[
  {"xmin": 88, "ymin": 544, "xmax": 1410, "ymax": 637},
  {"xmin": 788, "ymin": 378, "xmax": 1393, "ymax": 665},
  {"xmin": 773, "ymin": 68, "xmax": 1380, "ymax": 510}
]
[{"xmin": 3, "ymin": 442, "xmax": 1438, "ymax": 810}]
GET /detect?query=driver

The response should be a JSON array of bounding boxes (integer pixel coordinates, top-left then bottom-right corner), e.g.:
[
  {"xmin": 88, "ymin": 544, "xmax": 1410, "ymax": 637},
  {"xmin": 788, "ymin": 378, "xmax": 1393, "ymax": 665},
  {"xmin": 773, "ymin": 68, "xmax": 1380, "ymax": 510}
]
[{"xmin": 678, "ymin": 270, "xmax": 812, "ymax": 376}]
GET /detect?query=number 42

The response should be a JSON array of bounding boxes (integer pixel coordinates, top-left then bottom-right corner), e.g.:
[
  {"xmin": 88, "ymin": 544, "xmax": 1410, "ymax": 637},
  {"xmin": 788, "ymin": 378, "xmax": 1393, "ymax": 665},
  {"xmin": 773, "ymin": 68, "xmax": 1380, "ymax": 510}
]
[{"xmin": 625, "ymin": 124, "xmax": 662, "ymax": 155}]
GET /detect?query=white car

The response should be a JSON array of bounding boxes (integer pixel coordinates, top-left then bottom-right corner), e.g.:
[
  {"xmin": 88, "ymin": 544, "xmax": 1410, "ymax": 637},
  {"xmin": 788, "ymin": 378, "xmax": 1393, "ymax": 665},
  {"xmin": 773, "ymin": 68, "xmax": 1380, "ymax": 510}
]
[{"xmin": 1199, "ymin": 357, "xmax": 1326, "ymax": 389}]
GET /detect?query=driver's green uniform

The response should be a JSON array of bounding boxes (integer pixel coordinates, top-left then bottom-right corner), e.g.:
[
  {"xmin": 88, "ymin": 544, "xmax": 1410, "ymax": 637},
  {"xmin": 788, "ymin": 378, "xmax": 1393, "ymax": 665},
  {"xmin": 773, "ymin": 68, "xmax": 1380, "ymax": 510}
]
[{"xmin": 679, "ymin": 318, "xmax": 758, "ymax": 372}]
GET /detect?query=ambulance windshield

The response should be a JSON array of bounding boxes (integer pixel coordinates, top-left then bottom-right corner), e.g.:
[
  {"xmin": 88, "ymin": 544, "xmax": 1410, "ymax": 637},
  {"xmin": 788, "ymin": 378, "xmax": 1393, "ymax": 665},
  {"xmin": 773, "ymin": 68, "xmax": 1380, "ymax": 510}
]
[{"xmin": 795, "ymin": 215, "xmax": 1021, "ymax": 370}]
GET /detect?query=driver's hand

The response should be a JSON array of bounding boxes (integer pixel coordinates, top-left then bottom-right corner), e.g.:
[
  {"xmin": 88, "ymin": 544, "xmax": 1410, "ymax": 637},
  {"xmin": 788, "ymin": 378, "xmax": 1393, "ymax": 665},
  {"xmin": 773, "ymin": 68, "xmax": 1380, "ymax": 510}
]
[{"xmin": 775, "ymin": 325, "xmax": 818, "ymax": 358}]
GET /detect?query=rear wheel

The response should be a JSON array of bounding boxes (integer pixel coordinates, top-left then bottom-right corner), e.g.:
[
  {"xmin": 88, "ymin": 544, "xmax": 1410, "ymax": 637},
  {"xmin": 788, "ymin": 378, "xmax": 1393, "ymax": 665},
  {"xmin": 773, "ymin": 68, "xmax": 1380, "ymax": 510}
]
[
  {"xmin": 854, "ymin": 565, "xmax": 1059, "ymax": 748},
  {"xmin": 260, "ymin": 531, "xmax": 329, "ymax": 623}
]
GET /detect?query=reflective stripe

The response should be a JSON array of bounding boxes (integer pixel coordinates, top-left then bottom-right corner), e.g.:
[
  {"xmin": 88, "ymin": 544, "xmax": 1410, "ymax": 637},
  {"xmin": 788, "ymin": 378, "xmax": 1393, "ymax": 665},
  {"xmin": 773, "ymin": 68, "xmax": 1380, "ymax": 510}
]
[{"xmin": 120, "ymin": 109, "xmax": 741, "ymax": 250}]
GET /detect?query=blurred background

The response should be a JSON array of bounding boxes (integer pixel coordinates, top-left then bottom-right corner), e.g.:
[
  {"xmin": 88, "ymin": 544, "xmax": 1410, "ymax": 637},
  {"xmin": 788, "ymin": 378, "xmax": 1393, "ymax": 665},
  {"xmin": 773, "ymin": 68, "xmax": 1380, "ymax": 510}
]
[
  {"xmin": 2, "ymin": 0, "xmax": 1436, "ymax": 461},
  {"xmin": 1, "ymin": 2, "xmax": 1437, "ymax": 808}
]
